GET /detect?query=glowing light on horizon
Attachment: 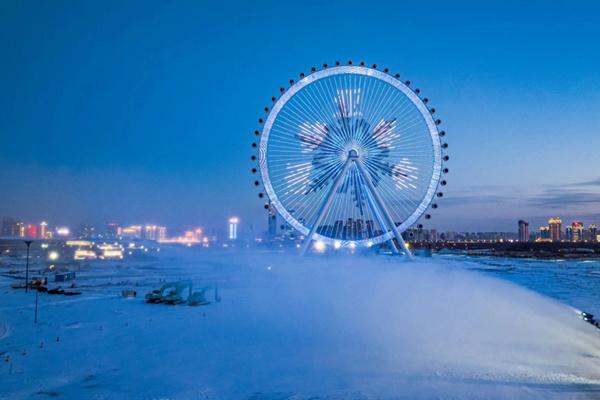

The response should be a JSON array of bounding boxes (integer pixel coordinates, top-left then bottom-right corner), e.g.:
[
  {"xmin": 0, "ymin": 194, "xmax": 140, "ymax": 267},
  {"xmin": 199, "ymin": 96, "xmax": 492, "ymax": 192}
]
[
  {"xmin": 56, "ymin": 227, "xmax": 70, "ymax": 236},
  {"xmin": 314, "ymin": 240, "xmax": 326, "ymax": 252}
]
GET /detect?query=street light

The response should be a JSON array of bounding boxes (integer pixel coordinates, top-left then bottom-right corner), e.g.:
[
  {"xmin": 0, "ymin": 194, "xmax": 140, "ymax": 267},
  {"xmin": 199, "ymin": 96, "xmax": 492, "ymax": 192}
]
[{"xmin": 24, "ymin": 240, "xmax": 33, "ymax": 293}]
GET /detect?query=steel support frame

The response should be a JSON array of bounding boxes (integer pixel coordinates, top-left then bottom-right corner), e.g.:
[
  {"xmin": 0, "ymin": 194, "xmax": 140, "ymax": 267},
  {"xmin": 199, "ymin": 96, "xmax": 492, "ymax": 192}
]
[{"xmin": 301, "ymin": 152, "xmax": 412, "ymax": 257}]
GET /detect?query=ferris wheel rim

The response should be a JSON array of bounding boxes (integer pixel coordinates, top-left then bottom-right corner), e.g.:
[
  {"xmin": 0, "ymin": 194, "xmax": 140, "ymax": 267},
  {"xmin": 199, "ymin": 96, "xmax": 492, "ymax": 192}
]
[{"xmin": 259, "ymin": 65, "xmax": 443, "ymax": 247}]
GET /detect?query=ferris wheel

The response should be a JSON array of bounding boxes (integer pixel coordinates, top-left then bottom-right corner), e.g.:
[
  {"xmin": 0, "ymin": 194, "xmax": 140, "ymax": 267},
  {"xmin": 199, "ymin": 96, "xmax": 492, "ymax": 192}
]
[{"xmin": 251, "ymin": 61, "xmax": 449, "ymax": 255}]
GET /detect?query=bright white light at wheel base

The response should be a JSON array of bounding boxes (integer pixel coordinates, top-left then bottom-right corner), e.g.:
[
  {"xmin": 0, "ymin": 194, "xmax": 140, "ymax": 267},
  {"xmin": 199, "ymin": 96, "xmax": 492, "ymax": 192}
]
[{"xmin": 313, "ymin": 241, "xmax": 326, "ymax": 252}]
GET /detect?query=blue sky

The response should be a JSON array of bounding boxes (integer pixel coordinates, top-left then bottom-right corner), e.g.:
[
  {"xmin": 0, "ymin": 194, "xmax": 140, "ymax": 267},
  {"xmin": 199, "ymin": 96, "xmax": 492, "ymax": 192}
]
[{"xmin": 1, "ymin": 0, "xmax": 599, "ymax": 233}]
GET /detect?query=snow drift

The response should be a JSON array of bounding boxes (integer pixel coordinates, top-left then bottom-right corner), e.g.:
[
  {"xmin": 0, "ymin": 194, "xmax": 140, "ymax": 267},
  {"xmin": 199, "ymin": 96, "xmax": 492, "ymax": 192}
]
[{"xmin": 1, "ymin": 249, "xmax": 600, "ymax": 399}]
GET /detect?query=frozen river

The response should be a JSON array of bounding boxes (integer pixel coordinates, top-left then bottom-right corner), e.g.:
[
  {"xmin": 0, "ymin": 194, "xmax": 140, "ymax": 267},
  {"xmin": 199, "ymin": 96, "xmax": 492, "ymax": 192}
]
[
  {"xmin": 1, "ymin": 247, "xmax": 599, "ymax": 399},
  {"xmin": 440, "ymin": 254, "xmax": 600, "ymax": 317}
]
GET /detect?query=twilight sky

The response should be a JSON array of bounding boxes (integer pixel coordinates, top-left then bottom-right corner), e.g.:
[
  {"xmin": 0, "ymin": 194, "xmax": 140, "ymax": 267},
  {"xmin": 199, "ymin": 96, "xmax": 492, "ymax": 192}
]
[{"xmin": 1, "ymin": 0, "xmax": 599, "ymax": 233}]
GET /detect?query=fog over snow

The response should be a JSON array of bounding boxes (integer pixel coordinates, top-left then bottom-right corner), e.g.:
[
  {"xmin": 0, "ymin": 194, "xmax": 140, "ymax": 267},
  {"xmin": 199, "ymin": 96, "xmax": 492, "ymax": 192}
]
[{"xmin": 1, "ymin": 249, "xmax": 600, "ymax": 399}]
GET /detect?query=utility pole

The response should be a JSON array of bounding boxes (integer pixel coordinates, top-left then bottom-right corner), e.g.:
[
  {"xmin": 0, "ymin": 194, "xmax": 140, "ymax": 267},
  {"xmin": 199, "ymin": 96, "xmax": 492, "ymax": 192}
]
[{"xmin": 24, "ymin": 240, "xmax": 33, "ymax": 293}]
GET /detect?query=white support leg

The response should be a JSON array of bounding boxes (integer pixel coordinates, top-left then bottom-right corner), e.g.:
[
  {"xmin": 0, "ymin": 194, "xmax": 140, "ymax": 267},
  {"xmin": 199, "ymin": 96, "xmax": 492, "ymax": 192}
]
[
  {"xmin": 355, "ymin": 160, "xmax": 412, "ymax": 258},
  {"xmin": 362, "ymin": 181, "xmax": 400, "ymax": 254},
  {"xmin": 300, "ymin": 157, "xmax": 355, "ymax": 255}
]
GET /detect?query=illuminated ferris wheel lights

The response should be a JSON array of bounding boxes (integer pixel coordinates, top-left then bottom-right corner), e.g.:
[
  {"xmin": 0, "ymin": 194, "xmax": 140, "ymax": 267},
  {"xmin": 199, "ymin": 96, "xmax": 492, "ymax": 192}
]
[{"xmin": 254, "ymin": 63, "xmax": 448, "ymax": 254}]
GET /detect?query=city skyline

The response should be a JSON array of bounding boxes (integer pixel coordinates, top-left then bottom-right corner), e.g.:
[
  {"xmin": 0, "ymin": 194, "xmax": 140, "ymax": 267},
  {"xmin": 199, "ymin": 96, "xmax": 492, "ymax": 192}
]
[
  {"xmin": 1, "ymin": 1, "xmax": 599, "ymax": 232},
  {"xmin": 2, "ymin": 213, "xmax": 598, "ymax": 244}
]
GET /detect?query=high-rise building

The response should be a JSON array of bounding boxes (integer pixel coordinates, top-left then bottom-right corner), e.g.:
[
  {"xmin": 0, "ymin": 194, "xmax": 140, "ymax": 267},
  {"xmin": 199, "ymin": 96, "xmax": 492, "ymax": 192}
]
[
  {"xmin": 430, "ymin": 229, "xmax": 438, "ymax": 242},
  {"xmin": 565, "ymin": 225, "xmax": 573, "ymax": 241},
  {"xmin": 39, "ymin": 221, "xmax": 48, "ymax": 239},
  {"xmin": 548, "ymin": 218, "xmax": 562, "ymax": 242},
  {"xmin": 157, "ymin": 226, "xmax": 167, "ymax": 242},
  {"xmin": 16, "ymin": 222, "xmax": 26, "ymax": 237},
  {"xmin": 569, "ymin": 221, "xmax": 584, "ymax": 242},
  {"xmin": 590, "ymin": 224, "xmax": 598, "ymax": 242},
  {"xmin": 78, "ymin": 224, "xmax": 95, "ymax": 239},
  {"xmin": 121, "ymin": 225, "xmax": 142, "ymax": 238},
  {"xmin": 228, "ymin": 217, "xmax": 239, "ymax": 240},
  {"xmin": 518, "ymin": 220, "xmax": 529, "ymax": 242},
  {"xmin": 26, "ymin": 224, "xmax": 37, "ymax": 238},
  {"xmin": 1, "ymin": 218, "xmax": 17, "ymax": 237},
  {"xmin": 106, "ymin": 223, "xmax": 120, "ymax": 237},
  {"xmin": 144, "ymin": 225, "xmax": 158, "ymax": 240},
  {"xmin": 539, "ymin": 226, "xmax": 551, "ymax": 241}
]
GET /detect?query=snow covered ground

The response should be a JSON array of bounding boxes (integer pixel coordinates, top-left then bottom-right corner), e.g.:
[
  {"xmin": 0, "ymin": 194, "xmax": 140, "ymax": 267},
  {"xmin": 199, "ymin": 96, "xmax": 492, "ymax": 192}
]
[{"xmin": 1, "ymin": 248, "xmax": 600, "ymax": 399}]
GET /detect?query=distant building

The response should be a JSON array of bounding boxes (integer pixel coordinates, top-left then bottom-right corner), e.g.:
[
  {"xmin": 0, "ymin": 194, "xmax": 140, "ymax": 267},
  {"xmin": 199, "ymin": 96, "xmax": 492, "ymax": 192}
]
[
  {"xmin": 590, "ymin": 224, "xmax": 598, "ymax": 242},
  {"xmin": 144, "ymin": 225, "xmax": 166, "ymax": 241},
  {"xmin": 568, "ymin": 221, "xmax": 584, "ymax": 242},
  {"xmin": 429, "ymin": 229, "xmax": 438, "ymax": 242},
  {"xmin": 565, "ymin": 225, "xmax": 573, "ymax": 241},
  {"xmin": 548, "ymin": 218, "xmax": 562, "ymax": 242},
  {"xmin": 17, "ymin": 222, "xmax": 26, "ymax": 238},
  {"xmin": 121, "ymin": 225, "xmax": 142, "ymax": 239},
  {"xmin": 157, "ymin": 226, "xmax": 167, "ymax": 242},
  {"xmin": 518, "ymin": 220, "xmax": 529, "ymax": 242},
  {"xmin": 539, "ymin": 226, "xmax": 551, "ymax": 241},
  {"xmin": 106, "ymin": 223, "xmax": 120, "ymax": 237},
  {"xmin": 39, "ymin": 221, "xmax": 48, "ymax": 239},
  {"xmin": 228, "ymin": 217, "xmax": 239, "ymax": 240},
  {"xmin": 1, "ymin": 217, "xmax": 17, "ymax": 237},
  {"xmin": 26, "ymin": 224, "xmax": 37, "ymax": 238},
  {"xmin": 78, "ymin": 224, "xmax": 95, "ymax": 239},
  {"xmin": 443, "ymin": 231, "xmax": 458, "ymax": 241}
]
